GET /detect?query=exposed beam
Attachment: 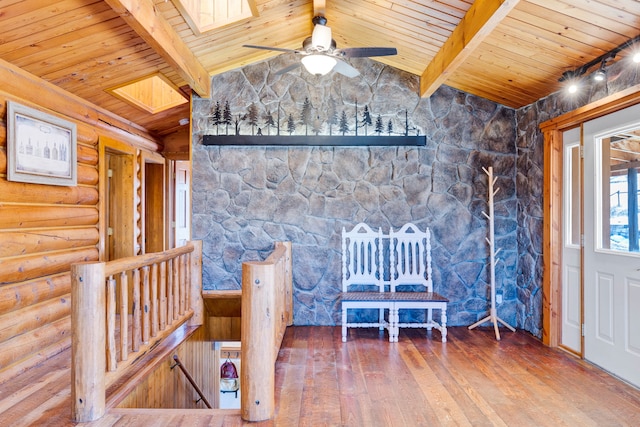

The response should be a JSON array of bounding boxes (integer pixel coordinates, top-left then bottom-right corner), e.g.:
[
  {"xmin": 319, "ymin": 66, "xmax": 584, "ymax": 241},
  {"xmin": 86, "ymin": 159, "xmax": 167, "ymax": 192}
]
[
  {"xmin": 420, "ymin": 0, "xmax": 520, "ymax": 98},
  {"xmin": 104, "ymin": 0, "xmax": 210, "ymax": 97},
  {"xmin": 313, "ymin": 0, "xmax": 326, "ymax": 16}
]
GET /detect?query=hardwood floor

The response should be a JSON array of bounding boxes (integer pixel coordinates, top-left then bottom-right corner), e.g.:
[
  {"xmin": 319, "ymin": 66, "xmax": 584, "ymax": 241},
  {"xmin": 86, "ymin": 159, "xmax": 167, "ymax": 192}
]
[
  {"xmin": 2, "ymin": 326, "xmax": 639, "ymax": 426},
  {"xmin": 265, "ymin": 326, "xmax": 640, "ymax": 427}
]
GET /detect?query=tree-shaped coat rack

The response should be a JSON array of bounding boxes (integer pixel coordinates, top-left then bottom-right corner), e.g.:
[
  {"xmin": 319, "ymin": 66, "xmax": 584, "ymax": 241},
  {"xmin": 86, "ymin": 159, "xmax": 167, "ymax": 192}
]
[{"xmin": 468, "ymin": 166, "xmax": 516, "ymax": 340}]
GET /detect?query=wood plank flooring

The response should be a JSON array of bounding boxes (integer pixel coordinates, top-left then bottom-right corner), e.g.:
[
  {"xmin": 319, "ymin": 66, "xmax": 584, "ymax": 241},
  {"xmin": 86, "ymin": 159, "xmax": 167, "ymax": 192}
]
[{"xmin": 2, "ymin": 326, "xmax": 639, "ymax": 426}]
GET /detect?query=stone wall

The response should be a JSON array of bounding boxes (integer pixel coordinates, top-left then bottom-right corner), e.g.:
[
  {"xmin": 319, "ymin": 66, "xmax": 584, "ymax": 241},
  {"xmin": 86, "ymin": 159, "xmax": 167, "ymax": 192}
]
[
  {"xmin": 192, "ymin": 56, "xmax": 519, "ymax": 328},
  {"xmin": 514, "ymin": 58, "xmax": 640, "ymax": 337}
]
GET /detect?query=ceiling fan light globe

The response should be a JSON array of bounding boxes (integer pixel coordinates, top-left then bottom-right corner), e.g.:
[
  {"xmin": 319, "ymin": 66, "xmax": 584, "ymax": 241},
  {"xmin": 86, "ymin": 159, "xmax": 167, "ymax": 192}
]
[
  {"xmin": 301, "ymin": 55, "xmax": 337, "ymax": 76},
  {"xmin": 311, "ymin": 24, "xmax": 332, "ymax": 50}
]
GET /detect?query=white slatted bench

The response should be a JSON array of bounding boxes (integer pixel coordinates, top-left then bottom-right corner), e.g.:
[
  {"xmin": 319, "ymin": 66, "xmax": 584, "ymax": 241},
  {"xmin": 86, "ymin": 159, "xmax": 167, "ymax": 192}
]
[{"xmin": 340, "ymin": 222, "xmax": 448, "ymax": 343}]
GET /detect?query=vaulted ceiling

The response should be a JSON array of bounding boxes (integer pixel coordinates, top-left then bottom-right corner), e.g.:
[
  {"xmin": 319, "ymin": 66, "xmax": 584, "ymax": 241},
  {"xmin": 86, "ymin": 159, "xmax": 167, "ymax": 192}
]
[{"xmin": 1, "ymin": 0, "xmax": 639, "ymax": 138}]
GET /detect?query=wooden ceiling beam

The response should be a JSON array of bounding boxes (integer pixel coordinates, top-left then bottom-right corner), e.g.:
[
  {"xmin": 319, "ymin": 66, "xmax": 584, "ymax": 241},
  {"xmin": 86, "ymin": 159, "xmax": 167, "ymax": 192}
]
[
  {"xmin": 419, "ymin": 0, "xmax": 520, "ymax": 98},
  {"xmin": 104, "ymin": 0, "xmax": 210, "ymax": 97}
]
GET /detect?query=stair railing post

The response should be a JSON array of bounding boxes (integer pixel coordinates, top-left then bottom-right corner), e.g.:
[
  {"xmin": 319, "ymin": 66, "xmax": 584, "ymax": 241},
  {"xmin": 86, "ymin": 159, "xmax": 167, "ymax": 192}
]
[{"xmin": 71, "ymin": 261, "xmax": 106, "ymax": 422}]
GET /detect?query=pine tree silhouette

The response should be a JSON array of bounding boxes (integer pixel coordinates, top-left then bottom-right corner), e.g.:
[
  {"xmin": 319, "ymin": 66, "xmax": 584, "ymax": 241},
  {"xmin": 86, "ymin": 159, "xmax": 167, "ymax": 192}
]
[
  {"xmin": 300, "ymin": 97, "xmax": 312, "ymax": 136},
  {"xmin": 312, "ymin": 115, "xmax": 322, "ymax": 135},
  {"xmin": 362, "ymin": 105, "xmax": 372, "ymax": 136},
  {"xmin": 223, "ymin": 101, "xmax": 232, "ymax": 135},
  {"xmin": 211, "ymin": 101, "xmax": 221, "ymax": 135},
  {"xmin": 247, "ymin": 103, "xmax": 259, "ymax": 135},
  {"xmin": 339, "ymin": 111, "xmax": 349, "ymax": 135},
  {"xmin": 387, "ymin": 119, "xmax": 393, "ymax": 136},
  {"xmin": 287, "ymin": 114, "xmax": 296, "ymax": 135},
  {"xmin": 263, "ymin": 111, "xmax": 275, "ymax": 136},
  {"xmin": 375, "ymin": 115, "xmax": 383, "ymax": 135}
]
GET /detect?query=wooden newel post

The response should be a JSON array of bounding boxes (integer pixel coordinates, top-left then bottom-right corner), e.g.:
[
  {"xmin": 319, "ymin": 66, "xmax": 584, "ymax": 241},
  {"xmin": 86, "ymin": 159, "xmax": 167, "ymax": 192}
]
[
  {"xmin": 71, "ymin": 262, "xmax": 106, "ymax": 422},
  {"xmin": 189, "ymin": 240, "xmax": 204, "ymax": 327},
  {"xmin": 241, "ymin": 262, "xmax": 276, "ymax": 422}
]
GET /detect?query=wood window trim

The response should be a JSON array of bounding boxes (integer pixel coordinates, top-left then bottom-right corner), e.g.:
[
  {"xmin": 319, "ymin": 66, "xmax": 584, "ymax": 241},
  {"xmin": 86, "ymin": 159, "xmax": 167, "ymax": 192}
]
[{"xmin": 540, "ymin": 83, "xmax": 640, "ymax": 347}]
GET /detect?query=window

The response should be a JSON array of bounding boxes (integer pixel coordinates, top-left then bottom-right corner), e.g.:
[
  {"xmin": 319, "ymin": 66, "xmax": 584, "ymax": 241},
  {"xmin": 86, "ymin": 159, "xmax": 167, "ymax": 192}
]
[{"xmin": 597, "ymin": 132, "xmax": 640, "ymax": 252}]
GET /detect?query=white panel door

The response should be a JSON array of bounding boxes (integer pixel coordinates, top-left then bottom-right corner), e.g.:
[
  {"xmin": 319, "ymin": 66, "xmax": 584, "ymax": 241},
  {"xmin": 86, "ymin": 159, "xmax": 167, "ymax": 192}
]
[
  {"xmin": 583, "ymin": 103, "xmax": 640, "ymax": 388},
  {"xmin": 561, "ymin": 128, "xmax": 582, "ymax": 353},
  {"xmin": 174, "ymin": 160, "xmax": 191, "ymax": 247}
]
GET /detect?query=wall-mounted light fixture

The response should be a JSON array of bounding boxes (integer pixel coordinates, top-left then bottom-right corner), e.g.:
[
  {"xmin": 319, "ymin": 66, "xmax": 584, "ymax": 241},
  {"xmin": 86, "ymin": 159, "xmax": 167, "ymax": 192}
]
[{"xmin": 560, "ymin": 34, "xmax": 640, "ymax": 93}]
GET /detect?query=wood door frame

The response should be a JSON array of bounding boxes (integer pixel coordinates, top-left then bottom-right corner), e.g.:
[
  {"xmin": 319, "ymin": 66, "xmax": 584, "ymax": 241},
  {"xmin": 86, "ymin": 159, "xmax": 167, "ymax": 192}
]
[
  {"xmin": 141, "ymin": 151, "xmax": 167, "ymax": 253},
  {"xmin": 98, "ymin": 136, "xmax": 137, "ymax": 261},
  {"xmin": 540, "ymin": 84, "xmax": 640, "ymax": 347}
]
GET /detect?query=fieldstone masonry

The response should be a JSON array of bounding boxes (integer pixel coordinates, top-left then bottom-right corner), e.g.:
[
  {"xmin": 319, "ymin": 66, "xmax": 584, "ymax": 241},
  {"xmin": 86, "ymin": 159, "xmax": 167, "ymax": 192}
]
[{"xmin": 192, "ymin": 54, "xmax": 640, "ymax": 337}]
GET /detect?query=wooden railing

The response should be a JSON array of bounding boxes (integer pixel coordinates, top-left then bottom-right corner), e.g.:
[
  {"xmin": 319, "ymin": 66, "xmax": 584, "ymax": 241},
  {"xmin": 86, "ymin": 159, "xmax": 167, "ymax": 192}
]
[
  {"xmin": 70, "ymin": 241, "xmax": 203, "ymax": 422},
  {"xmin": 241, "ymin": 241, "xmax": 293, "ymax": 422}
]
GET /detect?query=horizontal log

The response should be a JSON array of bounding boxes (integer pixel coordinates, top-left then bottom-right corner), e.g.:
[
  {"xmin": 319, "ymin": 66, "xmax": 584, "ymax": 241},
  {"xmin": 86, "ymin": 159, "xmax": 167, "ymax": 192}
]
[
  {"xmin": 77, "ymin": 144, "xmax": 99, "ymax": 165},
  {"xmin": 0, "ymin": 227, "xmax": 99, "ymax": 258},
  {"xmin": 0, "ymin": 205, "xmax": 98, "ymax": 229},
  {"xmin": 76, "ymin": 123, "xmax": 99, "ymax": 146},
  {"xmin": 78, "ymin": 164, "xmax": 99, "ymax": 186},
  {"xmin": 0, "ymin": 247, "xmax": 99, "ymax": 284},
  {"xmin": 0, "ymin": 180, "xmax": 98, "ymax": 205},
  {"xmin": 0, "ymin": 273, "xmax": 70, "ymax": 314},
  {"xmin": 0, "ymin": 293, "xmax": 71, "ymax": 343},
  {"xmin": 0, "ymin": 316, "xmax": 71, "ymax": 370}
]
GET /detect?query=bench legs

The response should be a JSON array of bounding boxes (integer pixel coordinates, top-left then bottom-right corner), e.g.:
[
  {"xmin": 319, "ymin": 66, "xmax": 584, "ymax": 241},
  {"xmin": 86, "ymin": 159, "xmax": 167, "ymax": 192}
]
[
  {"xmin": 393, "ymin": 302, "xmax": 448, "ymax": 343},
  {"xmin": 341, "ymin": 302, "xmax": 447, "ymax": 343},
  {"xmin": 440, "ymin": 309, "xmax": 447, "ymax": 343},
  {"xmin": 342, "ymin": 307, "xmax": 347, "ymax": 342},
  {"xmin": 389, "ymin": 306, "xmax": 399, "ymax": 342}
]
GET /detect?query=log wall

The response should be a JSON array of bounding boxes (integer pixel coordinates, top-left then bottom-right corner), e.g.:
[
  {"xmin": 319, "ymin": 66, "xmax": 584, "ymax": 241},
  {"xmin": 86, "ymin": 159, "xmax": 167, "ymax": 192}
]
[{"xmin": 0, "ymin": 59, "xmax": 166, "ymax": 381}]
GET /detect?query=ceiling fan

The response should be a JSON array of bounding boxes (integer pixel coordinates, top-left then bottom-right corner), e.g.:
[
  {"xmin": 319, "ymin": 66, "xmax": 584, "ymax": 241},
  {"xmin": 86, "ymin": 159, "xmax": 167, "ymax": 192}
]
[{"xmin": 243, "ymin": 15, "xmax": 397, "ymax": 78}]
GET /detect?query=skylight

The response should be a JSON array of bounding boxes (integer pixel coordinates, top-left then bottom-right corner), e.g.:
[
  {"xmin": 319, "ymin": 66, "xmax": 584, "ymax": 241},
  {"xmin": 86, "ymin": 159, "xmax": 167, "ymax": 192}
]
[
  {"xmin": 173, "ymin": 0, "xmax": 258, "ymax": 35},
  {"xmin": 107, "ymin": 74, "xmax": 188, "ymax": 114}
]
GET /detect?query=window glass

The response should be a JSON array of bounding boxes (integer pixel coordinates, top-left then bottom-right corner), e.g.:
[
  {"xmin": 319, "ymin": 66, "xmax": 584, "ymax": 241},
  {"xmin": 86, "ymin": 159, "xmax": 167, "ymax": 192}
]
[{"xmin": 598, "ymin": 132, "xmax": 640, "ymax": 252}]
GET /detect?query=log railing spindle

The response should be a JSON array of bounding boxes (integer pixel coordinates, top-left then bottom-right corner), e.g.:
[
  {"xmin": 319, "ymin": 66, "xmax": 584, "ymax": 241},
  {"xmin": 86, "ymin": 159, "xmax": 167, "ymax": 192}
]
[
  {"xmin": 159, "ymin": 261, "xmax": 167, "ymax": 331},
  {"xmin": 132, "ymin": 268, "xmax": 141, "ymax": 352},
  {"xmin": 119, "ymin": 271, "xmax": 129, "ymax": 362},
  {"xmin": 151, "ymin": 263, "xmax": 159, "ymax": 337},
  {"xmin": 106, "ymin": 276, "xmax": 117, "ymax": 371}
]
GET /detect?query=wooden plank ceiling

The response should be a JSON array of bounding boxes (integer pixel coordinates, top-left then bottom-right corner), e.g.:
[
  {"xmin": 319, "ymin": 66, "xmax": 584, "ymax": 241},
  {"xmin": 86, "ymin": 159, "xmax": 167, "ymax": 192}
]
[{"xmin": 0, "ymin": 0, "xmax": 639, "ymax": 138}]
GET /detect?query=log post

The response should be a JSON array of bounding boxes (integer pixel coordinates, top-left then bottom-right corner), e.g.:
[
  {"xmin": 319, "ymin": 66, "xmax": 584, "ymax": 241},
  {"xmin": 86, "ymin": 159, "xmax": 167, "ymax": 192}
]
[
  {"xmin": 189, "ymin": 240, "xmax": 204, "ymax": 327},
  {"xmin": 282, "ymin": 241, "xmax": 293, "ymax": 326},
  {"xmin": 71, "ymin": 262, "xmax": 106, "ymax": 422},
  {"xmin": 241, "ymin": 261, "xmax": 276, "ymax": 422}
]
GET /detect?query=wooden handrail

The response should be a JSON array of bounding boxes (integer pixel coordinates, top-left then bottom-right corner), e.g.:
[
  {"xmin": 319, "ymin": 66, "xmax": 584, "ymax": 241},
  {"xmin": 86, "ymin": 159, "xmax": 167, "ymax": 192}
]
[
  {"xmin": 171, "ymin": 354, "xmax": 212, "ymax": 408},
  {"xmin": 71, "ymin": 241, "xmax": 203, "ymax": 422},
  {"xmin": 104, "ymin": 243, "xmax": 194, "ymax": 276},
  {"xmin": 240, "ymin": 241, "xmax": 292, "ymax": 422}
]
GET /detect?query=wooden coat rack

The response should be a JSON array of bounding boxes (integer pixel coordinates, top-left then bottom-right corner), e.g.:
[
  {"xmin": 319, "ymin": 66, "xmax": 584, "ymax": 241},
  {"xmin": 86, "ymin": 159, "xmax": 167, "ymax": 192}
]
[{"xmin": 468, "ymin": 166, "xmax": 516, "ymax": 340}]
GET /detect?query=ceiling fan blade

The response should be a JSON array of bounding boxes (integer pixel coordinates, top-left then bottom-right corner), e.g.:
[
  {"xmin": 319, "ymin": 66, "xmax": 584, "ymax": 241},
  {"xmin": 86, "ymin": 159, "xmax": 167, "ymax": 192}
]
[
  {"xmin": 243, "ymin": 44, "xmax": 302, "ymax": 54},
  {"xmin": 275, "ymin": 63, "xmax": 301, "ymax": 75},
  {"xmin": 333, "ymin": 59, "xmax": 360, "ymax": 78},
  {"xmin": 338, "ymin": 47, "xmax": 398, "ymax": 58}
]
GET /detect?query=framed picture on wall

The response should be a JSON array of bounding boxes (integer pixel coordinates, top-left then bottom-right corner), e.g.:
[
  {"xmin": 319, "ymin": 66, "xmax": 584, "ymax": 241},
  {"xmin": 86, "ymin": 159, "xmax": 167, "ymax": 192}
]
[{"xmin": 7, "ymin": 101, "xmax": 77, "ymax": 186}]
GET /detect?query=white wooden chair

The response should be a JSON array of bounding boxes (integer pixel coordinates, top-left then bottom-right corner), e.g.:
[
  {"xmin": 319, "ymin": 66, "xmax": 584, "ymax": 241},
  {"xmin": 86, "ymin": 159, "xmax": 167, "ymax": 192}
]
[
  {"xmin": 340, "ymin": 223, "xmax": 392, "ymax": 342},
  {"xmin": 388, "ymin": 223, "xmax": 447, "ymax": 342}
]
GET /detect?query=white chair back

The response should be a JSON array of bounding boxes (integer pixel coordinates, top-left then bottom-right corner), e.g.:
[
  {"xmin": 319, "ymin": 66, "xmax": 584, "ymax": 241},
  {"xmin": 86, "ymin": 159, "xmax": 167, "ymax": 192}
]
[
  {"xmin": 389, "ymin": 223, "xmax": 432, "ymax": 292},
  {"xmin": 341, "ymin": 223, "xmax": 384, "ymax": 292}
]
